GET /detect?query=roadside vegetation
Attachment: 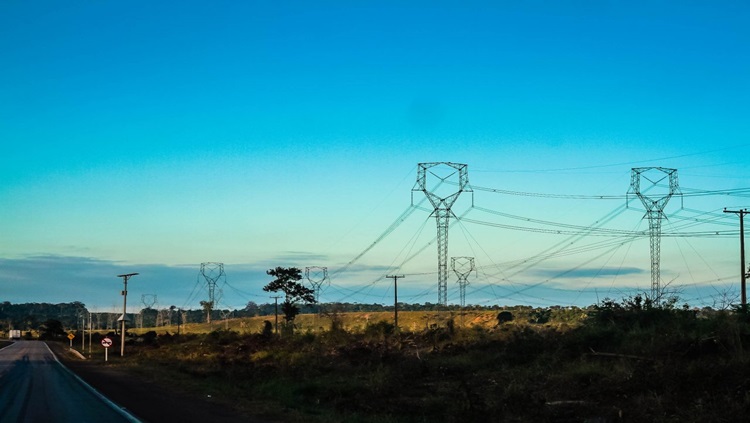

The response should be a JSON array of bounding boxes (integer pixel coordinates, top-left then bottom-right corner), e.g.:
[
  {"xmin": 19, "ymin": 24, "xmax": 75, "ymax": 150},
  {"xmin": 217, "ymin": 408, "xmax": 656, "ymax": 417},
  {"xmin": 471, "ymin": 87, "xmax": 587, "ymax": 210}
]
[{"xmin": 75, "ymin": 298, "xmax": 750, "ymax": 423}]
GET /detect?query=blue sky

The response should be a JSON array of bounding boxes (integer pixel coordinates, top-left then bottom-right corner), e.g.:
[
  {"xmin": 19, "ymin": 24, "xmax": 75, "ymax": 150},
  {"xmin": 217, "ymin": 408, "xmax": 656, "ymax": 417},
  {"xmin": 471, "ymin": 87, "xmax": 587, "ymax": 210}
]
[{"xmin": 1, "ymin": 1, "xmax": 748, "ymax": 312}]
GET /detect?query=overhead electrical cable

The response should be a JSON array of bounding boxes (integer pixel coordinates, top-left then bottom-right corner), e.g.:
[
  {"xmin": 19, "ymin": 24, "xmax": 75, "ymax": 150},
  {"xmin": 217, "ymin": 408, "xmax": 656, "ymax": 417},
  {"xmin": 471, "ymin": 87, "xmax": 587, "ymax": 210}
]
[
  {"xmin": 329, "ymin": 203, "xmax": 420, "ymax": 280},
  {"xmin": 453, "ymin": 213, "xmax": 529, "ymax": 304}
]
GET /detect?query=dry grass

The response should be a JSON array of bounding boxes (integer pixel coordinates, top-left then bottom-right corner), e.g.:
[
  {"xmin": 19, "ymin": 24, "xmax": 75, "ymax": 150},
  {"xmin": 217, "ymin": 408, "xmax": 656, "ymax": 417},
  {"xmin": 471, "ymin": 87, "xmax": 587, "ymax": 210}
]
[{"xmin": 95, "ymin": 306, "xmax": 750, "ymax": 422}]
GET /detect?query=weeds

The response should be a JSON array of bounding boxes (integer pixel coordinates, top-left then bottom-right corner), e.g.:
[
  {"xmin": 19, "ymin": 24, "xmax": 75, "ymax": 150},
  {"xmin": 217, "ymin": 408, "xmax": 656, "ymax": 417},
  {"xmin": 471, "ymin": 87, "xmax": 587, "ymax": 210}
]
[{"xmin": 106, "ymin": 304, "xmax": 750, "ymax": 423}]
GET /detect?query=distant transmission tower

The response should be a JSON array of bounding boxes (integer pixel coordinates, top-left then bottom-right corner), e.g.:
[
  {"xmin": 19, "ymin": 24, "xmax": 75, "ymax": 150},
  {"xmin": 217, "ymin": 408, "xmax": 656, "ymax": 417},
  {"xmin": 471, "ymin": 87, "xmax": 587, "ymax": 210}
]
[
  {"xmin": 140, "ymin": 294, "xmax": 157, "ymax": 329},
  {"xmin": 627, "ymin": 167, "xmax": 681, "ymax": 303},
  {"xmin": 413, "ymin": 162, "xmax": 472, "ymax": 306},
  {"xmin": 305, "ymin": 266, "xmax": 329, "ymax": 312},
  {"xmin": 451, "ymin": 257, "xmax": 475, "ymax": 308},
  {"xmin": 200, "ymin": 262, "xmax": 225, "ymax": 324}
]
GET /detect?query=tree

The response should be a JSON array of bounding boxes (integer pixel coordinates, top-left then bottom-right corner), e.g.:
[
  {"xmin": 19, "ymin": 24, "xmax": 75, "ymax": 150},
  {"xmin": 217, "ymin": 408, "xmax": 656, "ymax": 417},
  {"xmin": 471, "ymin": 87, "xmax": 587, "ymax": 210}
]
[
  {"xmin": 200, "ymin": 300, "xmax": 214, "ymax": 324},
  {"xmin": 243, "ymin": 301, "xmax": 260, "ymax": 316},
  {"xmin": 262, "ymin": 267, "xmax": 316, "ymax": 328},
  {"xmin": 39, "ymin": 319, "xmax": 66, "ymax": 340}
]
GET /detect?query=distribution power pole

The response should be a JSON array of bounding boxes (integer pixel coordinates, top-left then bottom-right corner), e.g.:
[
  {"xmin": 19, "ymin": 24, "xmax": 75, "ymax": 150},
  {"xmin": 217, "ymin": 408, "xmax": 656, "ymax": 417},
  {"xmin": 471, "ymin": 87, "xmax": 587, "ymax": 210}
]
[
  {"xmin": 627, "ymin": 167, "xmax": 681, "ymax": 304},
  {"xmin": 386, "ymin": 275, "xmax": 405, "ymax": 330},
  {"xmin": 413, "ymin": 162, "xmax": 472, "ymax": 306},
  {"xmin": 724, "ymin": 208, "xmax": 748, "ymax": 307},
  {"xmin": 116, "ymin": 272, "xmax": 138, "ymax": 357}
]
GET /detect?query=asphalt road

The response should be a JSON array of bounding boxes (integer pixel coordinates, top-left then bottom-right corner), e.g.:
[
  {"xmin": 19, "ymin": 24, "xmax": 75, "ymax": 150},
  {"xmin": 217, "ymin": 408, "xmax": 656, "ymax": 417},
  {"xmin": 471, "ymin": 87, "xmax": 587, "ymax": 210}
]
[{"xmin": 0, "ymin": 340, "xmax": 141, "ymax": 423}]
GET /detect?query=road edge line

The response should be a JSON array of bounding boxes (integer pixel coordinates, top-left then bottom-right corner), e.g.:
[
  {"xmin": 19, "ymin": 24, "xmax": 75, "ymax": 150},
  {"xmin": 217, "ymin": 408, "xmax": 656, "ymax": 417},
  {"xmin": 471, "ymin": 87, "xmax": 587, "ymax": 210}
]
[{"xmin": 43, "ymin": 342, "xmax": 143, "ymax": 423}]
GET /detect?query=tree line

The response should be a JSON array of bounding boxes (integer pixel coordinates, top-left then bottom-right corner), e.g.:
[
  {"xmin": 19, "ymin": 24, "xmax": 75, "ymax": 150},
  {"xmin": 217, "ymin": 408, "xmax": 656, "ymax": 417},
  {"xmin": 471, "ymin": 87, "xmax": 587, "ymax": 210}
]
[{"xmin": 1, "ymin": 268, "xmax": 552, "ymax": 335}]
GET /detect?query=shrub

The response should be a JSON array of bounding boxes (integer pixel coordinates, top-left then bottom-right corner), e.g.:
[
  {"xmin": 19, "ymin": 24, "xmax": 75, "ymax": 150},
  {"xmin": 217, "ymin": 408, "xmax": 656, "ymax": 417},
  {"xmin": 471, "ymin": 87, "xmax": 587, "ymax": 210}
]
[
  {"xmin": 364, "ymin": 321, "xmax": 395, "ymax": 340},
  {"xmin": 205, "ymin": 329, "xmax": 240, "ymax": 345},
  {"xmin": 497, "ymin": 311, "xmax": 514, "ymax": 325},
  {"xmin": 528, "ymin": 308, "xmax": 551, "ymax": 324}
]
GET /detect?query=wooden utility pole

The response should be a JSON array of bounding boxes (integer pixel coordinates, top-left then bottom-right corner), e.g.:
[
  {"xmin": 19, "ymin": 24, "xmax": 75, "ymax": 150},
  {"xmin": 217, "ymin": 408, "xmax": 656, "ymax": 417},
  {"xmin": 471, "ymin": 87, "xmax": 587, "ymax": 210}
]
[
  {"xmin": 386, "ymin": 275, "xmax": 405, "ymax": 330},
  {"xmin": 271, "ymin": 296, "xmax": 281, "ymax": 334},
  {"xmin": 724, "ymin": 208, "xmax": 748, "ymax": 307},
  {"xmin": 116, "ymin": 273, "xmax": 138, "ymax": 357}
]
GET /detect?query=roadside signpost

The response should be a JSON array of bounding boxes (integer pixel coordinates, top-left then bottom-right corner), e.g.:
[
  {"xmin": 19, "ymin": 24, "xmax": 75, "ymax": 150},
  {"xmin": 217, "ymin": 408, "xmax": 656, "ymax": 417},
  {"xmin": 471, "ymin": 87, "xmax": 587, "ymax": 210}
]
[
  {"xmin": 67, "ymin": 332, "xmax": 75, "ymax": 348},
  {"xmin": 101, "ymin": 337, "xmax": 113, "ymax": 362}
]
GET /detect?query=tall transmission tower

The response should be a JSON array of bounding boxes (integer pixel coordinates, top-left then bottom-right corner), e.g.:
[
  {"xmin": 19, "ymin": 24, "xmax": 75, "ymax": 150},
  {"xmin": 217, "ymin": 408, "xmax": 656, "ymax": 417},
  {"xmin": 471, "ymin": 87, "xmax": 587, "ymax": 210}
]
[
  {"xmin": 140, "ymin": 294, "xmax": 157, "ymax": 328},
  {"xmin": 627, "ymin": 167, "xmax": 681, "ymax": 303},
  {"xmin": 413, "ymin": 162, "xmax": 472, "ymax": 306},
  {"xmin": 451, "ymin": 257, "xmax": 475, "ymax": 308},
  {"xmin": 305, "ymin": 266, "xmax": 329, "ymax": 308},
  {"xmin": 200, "ymin": 262, "xmax": 225, "ymax": 323}
]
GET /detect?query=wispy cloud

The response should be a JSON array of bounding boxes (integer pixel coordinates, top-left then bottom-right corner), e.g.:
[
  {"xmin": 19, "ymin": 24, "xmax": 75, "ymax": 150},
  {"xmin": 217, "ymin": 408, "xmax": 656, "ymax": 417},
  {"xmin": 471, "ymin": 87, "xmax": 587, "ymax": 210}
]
[
  {"xmin": 532, "ymin": 267, "xmax": 644, "ymax": 279},
  {"xmin": 259, "ymin": 251, "xmax": 332, "ymax": 266}
]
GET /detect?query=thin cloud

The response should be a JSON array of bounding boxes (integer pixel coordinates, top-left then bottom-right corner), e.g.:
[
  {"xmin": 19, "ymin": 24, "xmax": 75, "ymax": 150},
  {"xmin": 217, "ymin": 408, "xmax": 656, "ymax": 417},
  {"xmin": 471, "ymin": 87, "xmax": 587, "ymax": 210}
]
[
  {"xmin": 532, "ymin": 267, "xmax": 645, "ymax": 279},
  {"xmin": 262, "ymin": 251, "xmax": 332, "ymax": 266}
]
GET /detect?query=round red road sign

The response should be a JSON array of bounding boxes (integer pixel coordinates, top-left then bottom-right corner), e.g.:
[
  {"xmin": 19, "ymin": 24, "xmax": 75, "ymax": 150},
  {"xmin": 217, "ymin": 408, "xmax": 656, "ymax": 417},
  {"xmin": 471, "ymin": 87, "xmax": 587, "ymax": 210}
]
[{"xmin": 101, "ymin": 337, "xmax": 113, "ymax": 348}]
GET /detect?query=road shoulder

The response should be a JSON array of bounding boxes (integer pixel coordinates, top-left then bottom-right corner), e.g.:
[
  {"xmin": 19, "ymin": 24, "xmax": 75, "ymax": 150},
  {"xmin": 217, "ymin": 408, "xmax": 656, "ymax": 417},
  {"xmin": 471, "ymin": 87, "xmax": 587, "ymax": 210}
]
[{"xmin": 49, "ymin": 342, "xmax": 263, "ymax": 423}]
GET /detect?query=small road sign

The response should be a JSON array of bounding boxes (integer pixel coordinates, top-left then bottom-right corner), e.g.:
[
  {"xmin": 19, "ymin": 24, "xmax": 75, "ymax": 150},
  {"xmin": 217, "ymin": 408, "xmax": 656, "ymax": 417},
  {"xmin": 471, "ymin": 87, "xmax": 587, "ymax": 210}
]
[
  {"xmin": 67, "ymin": 333, "xmax": 75, "ymax": 340},
  {"xmin": 101, "ymin": 337, "xmax": 113, "ymax": 348}
]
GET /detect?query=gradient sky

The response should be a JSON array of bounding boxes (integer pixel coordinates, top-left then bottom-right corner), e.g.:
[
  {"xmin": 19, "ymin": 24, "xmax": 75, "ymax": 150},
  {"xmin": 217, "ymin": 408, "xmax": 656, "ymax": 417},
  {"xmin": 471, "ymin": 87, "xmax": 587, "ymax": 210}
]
[{"xmin": 1, "ymin": 1, "xmax": 749, "ymax": 313}]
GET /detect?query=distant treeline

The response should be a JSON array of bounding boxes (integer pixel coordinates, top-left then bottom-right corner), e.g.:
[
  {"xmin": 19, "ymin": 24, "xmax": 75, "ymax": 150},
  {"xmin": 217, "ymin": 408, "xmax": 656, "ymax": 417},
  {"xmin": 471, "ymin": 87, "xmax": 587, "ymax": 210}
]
[
  {"xmin": 1, "ymin": 301, "xmax": 88, "ymax": 332},
  {"xmin": 1, "ymin": 300, "xmax": 574, "ymax": 333},
  {"xmin": 243, "ymin": 301, "xmax": 537, "ymax": 317}
]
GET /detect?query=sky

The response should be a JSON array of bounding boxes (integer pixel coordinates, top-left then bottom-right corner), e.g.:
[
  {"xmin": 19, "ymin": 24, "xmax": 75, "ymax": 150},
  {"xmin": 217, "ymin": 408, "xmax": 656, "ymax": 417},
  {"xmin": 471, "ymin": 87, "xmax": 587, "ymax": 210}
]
[{"xmin": 1, "ymin": 1, "xmax": 749, "ymax": 313}]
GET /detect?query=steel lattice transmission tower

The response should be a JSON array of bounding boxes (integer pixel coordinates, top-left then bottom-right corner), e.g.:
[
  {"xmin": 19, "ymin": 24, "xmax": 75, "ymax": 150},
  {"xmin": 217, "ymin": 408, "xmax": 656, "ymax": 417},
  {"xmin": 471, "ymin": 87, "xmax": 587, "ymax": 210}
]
[
  {"xmin": 305, "ymin": 266, "xmax": 329, "ymax": 307},
  {"xmin": 413, "ymin": 162, "xmax": 472, "ymax": 306},
  {"xmin": 451, "ymin": 257, "xmax": 475, "ymax": 308},
  {"xmin": 200, "ymin": 262, "xmax": 225, "ymax": 323},
  {"xmin": 141, "ymin": 294, "xmax": 157, "ymax": 309},
  {"xmin": 627, "ymin": 167, "xmax": 681, "ymax": 303},
  {"xmin": 140, "ymin": 294, "xmax": 157, "ymax": 329}
]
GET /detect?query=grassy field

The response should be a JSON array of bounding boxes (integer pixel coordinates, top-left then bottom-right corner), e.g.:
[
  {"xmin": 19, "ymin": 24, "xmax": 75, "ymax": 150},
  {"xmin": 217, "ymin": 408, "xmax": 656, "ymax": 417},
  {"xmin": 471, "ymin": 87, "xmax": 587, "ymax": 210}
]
[
  {"xmin": 128, "ymin": 307, "xmax": 584, "ymax": 336},
  {"xmin": 72, "ymin": 302, "xmax": 750, "ymax": 423}
]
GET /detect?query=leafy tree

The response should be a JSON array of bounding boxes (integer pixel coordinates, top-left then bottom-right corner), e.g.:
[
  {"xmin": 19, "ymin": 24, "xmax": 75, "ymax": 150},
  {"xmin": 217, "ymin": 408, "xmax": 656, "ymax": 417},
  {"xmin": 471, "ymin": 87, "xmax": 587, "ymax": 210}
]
[
  {"xmin": 243, "ymin": 301, "xmax": 260, "ymax": 316},
  {"xmin": 262, "ymin": 267, "xmax": 316, "ymax": 327},
  {"xmin": 39, "ymin": 319, "xmax": 66, "ymax": 340},
  {"xmin": 200, "ymin": 300, "xmax": 214, "ymax": 324}
]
